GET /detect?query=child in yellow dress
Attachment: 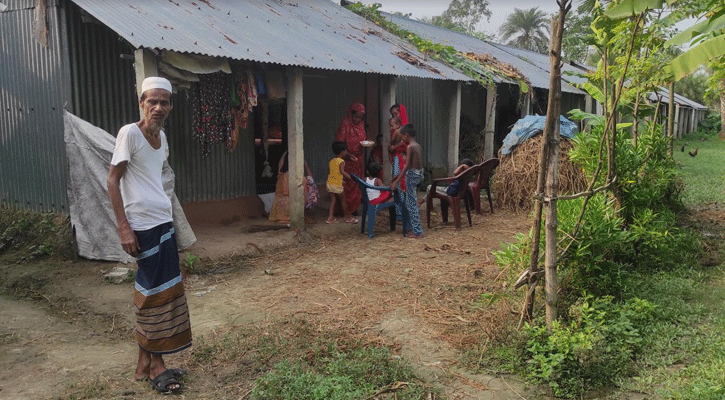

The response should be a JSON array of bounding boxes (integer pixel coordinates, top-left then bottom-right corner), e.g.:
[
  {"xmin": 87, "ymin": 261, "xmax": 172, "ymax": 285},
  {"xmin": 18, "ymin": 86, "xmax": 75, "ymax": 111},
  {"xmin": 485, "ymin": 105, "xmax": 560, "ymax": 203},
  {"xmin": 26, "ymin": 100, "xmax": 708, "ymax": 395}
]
[{"xmin": 327, "ymin": 141, "xmax": 358, "ymax": 224}]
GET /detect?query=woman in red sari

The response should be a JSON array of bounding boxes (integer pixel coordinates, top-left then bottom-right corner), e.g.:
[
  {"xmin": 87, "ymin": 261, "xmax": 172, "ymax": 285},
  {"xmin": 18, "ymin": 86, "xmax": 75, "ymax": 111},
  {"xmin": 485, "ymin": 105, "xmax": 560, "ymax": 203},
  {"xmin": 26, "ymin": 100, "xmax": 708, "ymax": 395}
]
[{"xmin": 335, "ymin": 103, "xmax": 366, "ymax": 214}]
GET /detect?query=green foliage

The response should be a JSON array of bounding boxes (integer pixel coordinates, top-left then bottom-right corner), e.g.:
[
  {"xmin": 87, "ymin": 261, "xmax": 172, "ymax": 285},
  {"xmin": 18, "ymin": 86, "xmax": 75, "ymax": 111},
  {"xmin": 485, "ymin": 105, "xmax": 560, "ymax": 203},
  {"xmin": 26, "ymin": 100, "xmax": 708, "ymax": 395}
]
[
  {"xmin": 252, "ymin": 344, "xmax": 429, "ymax": 400},
  {"xmin": 524, "ymin": 295, "xmax": 655, "ymax": 398},
  {"xmin": 427, "ymin": 0, "xmax": 491, "ymax": 35},
  {"xmin": 675, "ymin": 71, "xmax": 712, "ymax": 108},
  {"xmin": 562, "ymin": 6, "xmax": 596, "ymax": 64},
  {"xmin": 607, "ymin": 0, "xmax": 725, "ymax": 81},
  {"xmin": 705, "ymin": 56, "xmax": 725, "ymax": 109},
  {"xmin": 182, "ymin": 252, "xmax": 201, "ymax": 274},
  {"xmin": 555, "ymin": 194, "xmax": 630, "ymax": 297},
  {"xmin": 555, "ymin": 114, "xmax": 698, "ymax": 296},
  {"xmin": 0, "ymin": 208, "xmax": 76, "ymax": 260},
  {"xmin": 345, "ymin": 2, "xmax": 498, "ymax": 88},
  {"xmin": 493, "ymin": 232, "xmax": 532, "ymax": 273},
  {"xmin": 695, "ymin": 112, "xmax": 723, "ymax": 136},
  {"xmin": 569, "ymin": 111, "xmax": 683, "ymax": 219},
  {"xmin": 493, "ymin": 109, "xmax": 700, "ymax": 396},
  {"xmin": 498, "ymin": 7, "xmax": 550, "ymax": 54}
]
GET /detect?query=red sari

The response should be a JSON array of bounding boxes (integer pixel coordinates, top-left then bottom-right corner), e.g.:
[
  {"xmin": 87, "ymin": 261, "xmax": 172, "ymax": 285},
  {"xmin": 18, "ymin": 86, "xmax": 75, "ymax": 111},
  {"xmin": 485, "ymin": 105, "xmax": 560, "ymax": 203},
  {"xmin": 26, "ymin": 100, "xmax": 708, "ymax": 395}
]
[
  {"xmin": 398, "ymin": 103, "xmax": 409, "ymax": 126},
  {"xmin": 336, "ymin": 103, "xmax": 366, "ymax": 213}
]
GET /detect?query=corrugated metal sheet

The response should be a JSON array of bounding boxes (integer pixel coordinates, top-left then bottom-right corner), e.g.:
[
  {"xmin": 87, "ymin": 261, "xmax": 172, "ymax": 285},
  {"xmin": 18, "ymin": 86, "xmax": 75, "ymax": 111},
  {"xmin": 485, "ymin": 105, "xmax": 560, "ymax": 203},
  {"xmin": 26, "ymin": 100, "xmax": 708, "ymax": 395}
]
[
  {"xmin": 397, "ymin": 76, "xmax": 448, "ymax": 171},
  {"xmin": 165, "ymin": 88, "xmax": 256, "ymax": 202},
  {"xmin": 69, "ymin": 0, "xmax": 471, "ymax": 82},
  {"xmin": 385, "ymin": 13, "xmax": 585, "ymax": 95},
  {"xmin": 490, "ymin": 43, "xmax": 591, "ymax": 88},
  {"xmin": 3, "ymin": 0, "xmax": 57, "ymax": 11},
  {"xmin": 1, "ymin": 1, "xmax": 70, "ymax": 212},
  {"xmin": 303, "ymin": 71, "xmax": 367, "ymax": 183},
  {"xmin": 649, "ymin": 87, "xmax": 708, "ymax": 110},
  {"xmin": 64, "ymin": 1, "xmax": 138, "ymax": 136}
]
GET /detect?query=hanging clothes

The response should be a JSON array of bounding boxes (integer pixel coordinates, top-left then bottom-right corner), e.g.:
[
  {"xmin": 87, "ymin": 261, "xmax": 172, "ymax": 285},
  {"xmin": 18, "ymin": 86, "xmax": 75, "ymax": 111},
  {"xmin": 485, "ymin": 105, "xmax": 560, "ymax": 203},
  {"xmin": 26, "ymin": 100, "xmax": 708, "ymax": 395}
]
[
  {"xmin": 191, "ymin": 72, "xmax": 232, "ymax": 156},
  {"xmin": 227, "ymin": 69, "xmax": 258, "ymax": 151}
]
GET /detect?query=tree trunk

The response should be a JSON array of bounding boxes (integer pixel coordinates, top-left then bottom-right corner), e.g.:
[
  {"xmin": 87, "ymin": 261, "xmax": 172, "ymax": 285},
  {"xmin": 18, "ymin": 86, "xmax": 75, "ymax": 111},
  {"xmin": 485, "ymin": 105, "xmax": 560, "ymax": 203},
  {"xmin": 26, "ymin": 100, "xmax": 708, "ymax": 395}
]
[
  {"xmin": 632, "ymin": 92, "xmax": 641, "ymax": 147},
  {"xmin": 543, "ymin": 1, "xmax": 569, "ymax": 328},
  {"xmin": 668, "ymin": 81, "xmax": 676, "ymax": 154},
  {"xmin": 719, "ymin": 87, "xmax": 725, "ymax": 139},
  {"xmin": 608, "ymin": 81, "xmax": 622, "ymax": 211}
]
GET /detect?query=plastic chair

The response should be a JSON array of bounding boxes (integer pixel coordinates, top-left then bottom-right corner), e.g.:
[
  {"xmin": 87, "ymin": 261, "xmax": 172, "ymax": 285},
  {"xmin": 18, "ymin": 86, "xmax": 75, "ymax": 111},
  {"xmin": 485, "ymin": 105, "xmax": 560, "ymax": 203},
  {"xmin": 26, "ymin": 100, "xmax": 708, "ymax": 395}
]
[
  {"xmin": 426, "ymin": 164, "xmax": 482, "ymax": 230},
  {"xmin": 468, "ymin": 158, "xmax": 499, "ymax": 214},
  {"xmin": 351, "ymin": 175, "xmax": 407, "ymax": 238}
]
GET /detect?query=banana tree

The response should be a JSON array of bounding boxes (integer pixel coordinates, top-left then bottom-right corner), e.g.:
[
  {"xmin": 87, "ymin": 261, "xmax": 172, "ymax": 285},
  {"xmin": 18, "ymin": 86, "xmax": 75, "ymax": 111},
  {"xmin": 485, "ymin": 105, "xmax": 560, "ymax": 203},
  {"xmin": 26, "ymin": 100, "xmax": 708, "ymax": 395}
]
[{"xmin": 607, "ymin": 0, "xmax": 725, "ymax": 80}]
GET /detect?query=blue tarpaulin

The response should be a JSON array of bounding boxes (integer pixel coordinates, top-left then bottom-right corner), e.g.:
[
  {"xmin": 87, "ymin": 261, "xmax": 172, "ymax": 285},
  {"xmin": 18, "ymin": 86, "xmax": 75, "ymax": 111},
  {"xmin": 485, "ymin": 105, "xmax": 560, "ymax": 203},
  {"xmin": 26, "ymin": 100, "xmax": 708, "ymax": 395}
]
[{"xmin": 499, "ymin": 115, "xmax": 579, "ymax": 155}]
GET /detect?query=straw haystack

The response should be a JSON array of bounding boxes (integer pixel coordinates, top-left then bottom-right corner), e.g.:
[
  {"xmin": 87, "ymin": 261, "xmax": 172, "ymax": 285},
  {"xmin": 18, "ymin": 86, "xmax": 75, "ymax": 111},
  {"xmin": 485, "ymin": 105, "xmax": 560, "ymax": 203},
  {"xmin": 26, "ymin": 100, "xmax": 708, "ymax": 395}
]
[{"xmin": 492, "ymin": 135, "xmax": 587, "ymax": 212}]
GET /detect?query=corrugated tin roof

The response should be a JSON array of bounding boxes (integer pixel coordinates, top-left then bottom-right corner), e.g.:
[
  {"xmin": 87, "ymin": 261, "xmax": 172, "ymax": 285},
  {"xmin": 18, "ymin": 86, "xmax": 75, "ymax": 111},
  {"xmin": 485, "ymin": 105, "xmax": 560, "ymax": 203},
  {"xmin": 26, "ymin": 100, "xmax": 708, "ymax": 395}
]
[
  {"xmin": 490, "ymin": 42, "xmax": 591, "ymax": 87},
  {"xmin": 69, "ymin": 0, "xmax": 471, "ymax": 81},
  {"xmin": 649, "ymin": 87, "xmax": 709, "ymax": 110},
  {"xmin": 384, "ymin": 12, "xmax": 585, "ymax": 94}
]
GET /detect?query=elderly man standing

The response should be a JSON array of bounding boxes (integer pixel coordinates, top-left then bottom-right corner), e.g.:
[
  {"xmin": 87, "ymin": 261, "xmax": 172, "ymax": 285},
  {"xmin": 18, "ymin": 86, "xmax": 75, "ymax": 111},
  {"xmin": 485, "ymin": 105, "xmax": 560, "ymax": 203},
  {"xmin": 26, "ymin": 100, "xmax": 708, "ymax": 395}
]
[{"xmin": 107, "ymin": 77, "xmax": 191, "ymax": 394}]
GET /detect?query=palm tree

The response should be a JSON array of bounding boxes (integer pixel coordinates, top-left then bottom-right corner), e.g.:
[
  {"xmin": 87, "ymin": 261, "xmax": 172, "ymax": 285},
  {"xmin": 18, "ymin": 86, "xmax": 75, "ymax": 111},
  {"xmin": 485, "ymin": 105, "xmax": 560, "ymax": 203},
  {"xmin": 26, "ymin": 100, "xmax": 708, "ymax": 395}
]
[{"xmin": 499, "ymin": 7, "xmax": 550, "ymax": 53}]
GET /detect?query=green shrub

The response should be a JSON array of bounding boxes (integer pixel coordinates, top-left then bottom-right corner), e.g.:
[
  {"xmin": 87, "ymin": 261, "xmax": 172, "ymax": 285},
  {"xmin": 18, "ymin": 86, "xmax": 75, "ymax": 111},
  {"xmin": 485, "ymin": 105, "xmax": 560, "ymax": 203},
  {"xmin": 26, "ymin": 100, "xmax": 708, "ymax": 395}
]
[
  {"xmin": 524, "ymin": 295, "xmax": 655, "ymax": 398},
  {"xmin": 692, "ymin": 112, "xmax": 722, "ymax": 138},
  {"xmin": 568, "ymin": 113, "xmax": 683, "ymax": 221},
  {"xmin": 0, "ymin": 208, "xmax": 76, "ymax": 260}
]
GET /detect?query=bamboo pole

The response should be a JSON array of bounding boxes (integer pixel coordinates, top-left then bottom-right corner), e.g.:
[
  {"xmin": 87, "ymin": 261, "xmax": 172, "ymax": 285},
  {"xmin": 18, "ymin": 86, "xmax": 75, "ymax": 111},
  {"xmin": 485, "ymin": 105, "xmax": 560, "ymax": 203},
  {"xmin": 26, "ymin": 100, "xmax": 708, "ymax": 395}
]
[
  {"xmin": 542, "ymin": 0, "xmax": 569, "ymax": 327},
  {"xmin": 520, "ymin": 0, "xmax": 570, "ymax": 329}
]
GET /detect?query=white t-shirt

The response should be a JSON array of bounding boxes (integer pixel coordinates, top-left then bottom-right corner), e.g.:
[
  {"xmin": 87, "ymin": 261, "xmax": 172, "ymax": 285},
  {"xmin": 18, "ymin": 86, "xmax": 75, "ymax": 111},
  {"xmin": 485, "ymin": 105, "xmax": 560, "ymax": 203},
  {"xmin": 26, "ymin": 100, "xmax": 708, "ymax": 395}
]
[
  {"xmin": 365, "ymin": 177, "xmax": 382, "ymax": 201},
  {"xmin": 111, "ymin": 123, "xmax": 172, "ymax": 231}
]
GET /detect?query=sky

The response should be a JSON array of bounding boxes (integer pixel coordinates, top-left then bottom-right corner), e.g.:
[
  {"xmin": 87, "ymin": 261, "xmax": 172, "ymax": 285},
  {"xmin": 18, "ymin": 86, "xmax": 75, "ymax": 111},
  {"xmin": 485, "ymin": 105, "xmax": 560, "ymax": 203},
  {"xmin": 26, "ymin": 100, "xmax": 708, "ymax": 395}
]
[
  {"xmin": 338, "ymin": 0, "xmax": 698, "ymax": 42},
  {"xmin": 369, "ymin": 0, "xmax": 561, "ymax": 38}
]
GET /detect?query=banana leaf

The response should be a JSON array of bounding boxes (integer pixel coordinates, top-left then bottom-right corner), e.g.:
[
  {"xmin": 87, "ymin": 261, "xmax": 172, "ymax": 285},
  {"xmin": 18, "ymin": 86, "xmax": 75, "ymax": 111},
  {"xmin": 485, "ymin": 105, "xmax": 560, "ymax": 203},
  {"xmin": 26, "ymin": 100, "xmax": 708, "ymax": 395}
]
[
  {"xmin": 666, "ymin": 36, "xmax": 725, "ymax": 80},
  {"xmin": 604, "ymin": 0, "xmax": 674, "ymax": 19}
]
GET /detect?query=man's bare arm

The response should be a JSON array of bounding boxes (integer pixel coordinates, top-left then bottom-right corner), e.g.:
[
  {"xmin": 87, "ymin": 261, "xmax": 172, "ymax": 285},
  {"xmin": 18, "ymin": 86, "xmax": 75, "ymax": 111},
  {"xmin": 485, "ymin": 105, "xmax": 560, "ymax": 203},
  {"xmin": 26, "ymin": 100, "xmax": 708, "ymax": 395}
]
[{"xmin": 107, "ymin": 162, "xmax": 139, "ymax": 256}]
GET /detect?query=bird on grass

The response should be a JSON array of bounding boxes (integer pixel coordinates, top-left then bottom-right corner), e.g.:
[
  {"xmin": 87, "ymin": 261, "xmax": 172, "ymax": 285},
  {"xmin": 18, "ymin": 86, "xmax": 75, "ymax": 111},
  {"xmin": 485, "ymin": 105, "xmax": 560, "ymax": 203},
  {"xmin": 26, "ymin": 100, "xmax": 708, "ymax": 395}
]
[
  {"xmin": 688, "ymin": 148, "xmax": 699, "ymax": 157},
  {"xmin": 680, "ymin": 142, "xmax": 688, "ymax": 152}
]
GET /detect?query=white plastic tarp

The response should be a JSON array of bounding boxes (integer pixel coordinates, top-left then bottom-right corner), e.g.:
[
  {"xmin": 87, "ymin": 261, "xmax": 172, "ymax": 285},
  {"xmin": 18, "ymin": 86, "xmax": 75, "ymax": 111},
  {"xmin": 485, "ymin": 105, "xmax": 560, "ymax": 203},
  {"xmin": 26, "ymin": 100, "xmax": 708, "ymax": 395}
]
[{"xmin": 64, "ymin": 110, "xmax": 196, "ymax": 263}]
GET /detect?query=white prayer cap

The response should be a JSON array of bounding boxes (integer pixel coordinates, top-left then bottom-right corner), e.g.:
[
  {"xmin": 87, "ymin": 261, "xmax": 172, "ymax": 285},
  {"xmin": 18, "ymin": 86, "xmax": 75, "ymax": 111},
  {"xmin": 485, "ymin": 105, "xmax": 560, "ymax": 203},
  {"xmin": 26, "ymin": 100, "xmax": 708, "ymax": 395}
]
[{"xmin": 141, "ymin": 77, "xmax": 172, "ymax": 94}]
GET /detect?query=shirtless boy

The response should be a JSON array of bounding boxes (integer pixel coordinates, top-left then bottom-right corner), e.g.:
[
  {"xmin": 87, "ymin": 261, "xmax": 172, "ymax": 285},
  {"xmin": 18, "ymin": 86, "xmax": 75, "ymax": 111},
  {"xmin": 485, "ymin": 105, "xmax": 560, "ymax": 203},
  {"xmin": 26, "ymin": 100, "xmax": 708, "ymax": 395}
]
[{"xmin": 392, "ymin": 124, "xmax": 424, "ymax": 238}]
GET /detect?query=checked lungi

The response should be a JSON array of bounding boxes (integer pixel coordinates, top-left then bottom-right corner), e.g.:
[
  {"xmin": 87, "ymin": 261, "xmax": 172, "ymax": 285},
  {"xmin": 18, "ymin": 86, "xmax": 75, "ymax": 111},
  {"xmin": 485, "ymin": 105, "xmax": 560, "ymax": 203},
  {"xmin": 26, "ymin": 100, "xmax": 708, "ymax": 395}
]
[{"xmin": 133, "ymin": 222, "xmax": 192, "ymax": 354}]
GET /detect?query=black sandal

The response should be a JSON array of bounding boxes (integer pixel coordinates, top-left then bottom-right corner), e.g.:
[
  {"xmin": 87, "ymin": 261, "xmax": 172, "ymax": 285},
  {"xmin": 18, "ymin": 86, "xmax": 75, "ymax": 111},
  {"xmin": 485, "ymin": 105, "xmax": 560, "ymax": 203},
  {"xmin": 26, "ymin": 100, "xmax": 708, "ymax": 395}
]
[
  {"xmin": 150, "ymin": 369, "xmax": 183, "ymax": 394},
  {"xmin": 168, "ymin": 368, "xmax": 187, "ymax": 378}
]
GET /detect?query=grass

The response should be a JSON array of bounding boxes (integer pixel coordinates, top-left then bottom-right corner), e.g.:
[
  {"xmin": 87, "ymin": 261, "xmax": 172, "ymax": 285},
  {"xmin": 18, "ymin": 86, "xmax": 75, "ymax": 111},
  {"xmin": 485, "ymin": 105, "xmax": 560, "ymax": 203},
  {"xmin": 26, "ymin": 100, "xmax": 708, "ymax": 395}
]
[
  {"xmin": 180, "ymin": 318, "xmax": 437, "ymax": 400},
  {"xmin": 607, "ymin": 132, "xmax": 725, "ymax": 399},
  {"xmin": 674, "ymin": 133, "xmax": 725, "ymax": 207},
  {"xmin": 460, "ymin": 129, "xmax": 725, "ymax": 399}
]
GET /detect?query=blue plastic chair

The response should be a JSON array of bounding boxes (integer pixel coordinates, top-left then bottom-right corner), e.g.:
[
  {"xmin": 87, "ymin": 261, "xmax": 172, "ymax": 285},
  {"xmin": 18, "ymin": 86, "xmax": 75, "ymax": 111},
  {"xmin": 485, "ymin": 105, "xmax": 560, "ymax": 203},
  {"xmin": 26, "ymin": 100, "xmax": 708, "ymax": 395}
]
[{"xmin": 351, "ymin": 175, "xmax": 408, "ymax": 238}]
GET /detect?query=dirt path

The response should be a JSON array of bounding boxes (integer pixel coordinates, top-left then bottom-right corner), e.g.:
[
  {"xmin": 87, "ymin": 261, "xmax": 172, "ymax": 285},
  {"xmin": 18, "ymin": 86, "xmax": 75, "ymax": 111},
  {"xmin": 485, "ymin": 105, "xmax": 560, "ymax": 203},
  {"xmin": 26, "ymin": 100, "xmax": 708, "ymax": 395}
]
[{"xmin": 1, "ymin": 209, "xmax": 547, "ymax": 399}]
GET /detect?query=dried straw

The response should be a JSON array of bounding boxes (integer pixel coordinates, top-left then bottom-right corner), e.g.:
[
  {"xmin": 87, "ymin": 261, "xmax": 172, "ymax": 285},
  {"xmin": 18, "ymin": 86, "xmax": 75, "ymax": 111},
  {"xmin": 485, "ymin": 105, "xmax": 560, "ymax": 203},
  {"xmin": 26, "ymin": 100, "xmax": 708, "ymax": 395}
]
[{"xmin": 492, "ymin": 135, "xmax": 587, "ymax": 212}]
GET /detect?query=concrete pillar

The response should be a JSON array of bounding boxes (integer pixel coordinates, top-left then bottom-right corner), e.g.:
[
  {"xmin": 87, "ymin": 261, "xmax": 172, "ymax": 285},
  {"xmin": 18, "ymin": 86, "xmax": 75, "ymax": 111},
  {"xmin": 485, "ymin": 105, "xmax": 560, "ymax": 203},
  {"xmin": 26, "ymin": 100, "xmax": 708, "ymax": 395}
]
[
  {"xmin": 483, "ymin": 85, "xmax": 497, "ymax": 160},
  {"xmin": 380, "ymin": 76, "xmax": 396, "ymax": 181},
  {"xmin": 286, "ymin": 67, "xmax": 304, "ymax": 230},
  {"xmin": 585, "ymin": 94, "xmax": 593, "ymax": 114},
  {"xmin": 134, "ymin": 48, "xmax": 158, "ymax": 119},
  {"xmin": 134, "ymin": 48, "xmax": 158, "ymax": 99},
  {"xmin": 596, "ymin": 99, "xmax": 604, "ymax": 116},
  {"xmin": 448, "ymin": 81, "xmax": 462, "ymax": 173},
  {"xmin": 521, "ymin": 91, "xmax": 531, "ymax": 119},
  {"xmin": 674, "ymin": 103, "xmax": 680, "ymax": 138},
  {"xmin": 689, "ymin": 108, "xmax": 696, "ymax": 135}
]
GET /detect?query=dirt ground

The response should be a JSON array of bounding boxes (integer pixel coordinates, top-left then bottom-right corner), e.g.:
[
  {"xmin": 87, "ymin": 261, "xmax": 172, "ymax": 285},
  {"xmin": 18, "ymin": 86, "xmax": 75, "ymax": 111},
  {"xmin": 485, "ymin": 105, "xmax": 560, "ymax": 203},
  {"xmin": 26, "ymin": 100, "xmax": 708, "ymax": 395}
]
[{"xmin": 0, "ymin": 201, "xmax": 550, "ymax": 400}]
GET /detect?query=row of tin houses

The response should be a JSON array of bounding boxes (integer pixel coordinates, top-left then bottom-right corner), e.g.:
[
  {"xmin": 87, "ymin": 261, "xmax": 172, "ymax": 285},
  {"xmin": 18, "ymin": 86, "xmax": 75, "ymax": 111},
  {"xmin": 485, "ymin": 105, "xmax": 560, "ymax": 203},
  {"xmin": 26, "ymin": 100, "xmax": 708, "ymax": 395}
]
[{"xmin": 1, "ymin": 0, "xmax": 709, "ymax": 221}]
